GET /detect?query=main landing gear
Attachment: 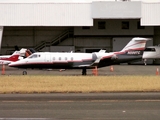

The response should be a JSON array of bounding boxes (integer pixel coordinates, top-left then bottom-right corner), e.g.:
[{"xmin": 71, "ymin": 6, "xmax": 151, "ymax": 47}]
[
  {"xmin": 82, "ymin": 67, "xmax": 98, "ymax": 76},
  {"xmin": 82, "ymin": 68, "xmax": 87, "ymax": 75}
]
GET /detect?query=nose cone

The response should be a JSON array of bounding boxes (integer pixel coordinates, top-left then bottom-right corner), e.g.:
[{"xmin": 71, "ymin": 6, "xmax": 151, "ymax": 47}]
[
  {"xmin": 143, "ymin": 52, "xmax": 157, "ymax": 59},
  {"xmin": 8, "ymin": 61, "xmax": 18, "ymax": 67},
  {"xmin": 142, "ymin": 52, "xmax": 150, "ymax": 59}
]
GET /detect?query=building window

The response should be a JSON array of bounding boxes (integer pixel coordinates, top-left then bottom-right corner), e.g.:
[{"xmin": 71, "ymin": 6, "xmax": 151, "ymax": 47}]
[
  {"xmin": 137, "ymin": 21, "xmax": 145, "ymax": 29},
  {"xmin": 82, "ymin": 26, "xmax": 90, "ymax": 30},
  {"xmin": 122, "ymin": 21, "xmax": 129, "ymax": 29},
  {"xmin": 98, "ymin": 21, "xmax": 106, "ymax": 29}
]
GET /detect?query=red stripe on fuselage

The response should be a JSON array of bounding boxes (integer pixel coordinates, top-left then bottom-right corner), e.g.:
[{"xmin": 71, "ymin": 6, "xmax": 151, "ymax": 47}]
[
  {"xmin": 101, "ymin": 47, "xmax": 145, "ymax": 60},
  {"xmin": 114, "ymin": 47, "xmax": 145, "ymax": 55}
]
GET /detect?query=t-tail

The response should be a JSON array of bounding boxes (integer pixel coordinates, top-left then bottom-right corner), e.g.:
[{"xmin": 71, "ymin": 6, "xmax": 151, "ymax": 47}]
[
  {"xmin": 121, "ymin": 37, "xmax": 151, "ymax": 52},
  {"xmin": 8, "ymin": 51, "xmax": 20, "ymax": 62},
  {"xmin": 111, "ymin": 37, "xmax": 151, "ymax": 64}
]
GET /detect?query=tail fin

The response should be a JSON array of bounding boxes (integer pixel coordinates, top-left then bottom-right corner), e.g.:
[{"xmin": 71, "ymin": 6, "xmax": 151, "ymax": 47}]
[
  {"xmin": 8, "ymin": 51, "xmax": 20, "ymax": 62},
  {"xmin": 121, "ymin": 37, "xmax": 151, "ymax": 52}
]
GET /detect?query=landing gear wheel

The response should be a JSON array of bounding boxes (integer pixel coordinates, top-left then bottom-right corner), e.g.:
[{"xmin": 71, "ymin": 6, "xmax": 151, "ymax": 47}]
[
  {"xmin": 143, "ymin": 59, "xmax": 147, "ymax": 65},
  {"xmin": 82, "ymin": 68, "xmax": 87, "ymax": 75},
  {"xmin": 23, "ymin": 71, "xmax": 27, "ymax": 75}
]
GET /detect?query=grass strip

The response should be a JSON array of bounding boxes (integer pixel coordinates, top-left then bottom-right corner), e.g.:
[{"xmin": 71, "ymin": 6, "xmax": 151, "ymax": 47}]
[{"xmin": 0, "ymin": 75, "xmax": 160, "ymax": 93}]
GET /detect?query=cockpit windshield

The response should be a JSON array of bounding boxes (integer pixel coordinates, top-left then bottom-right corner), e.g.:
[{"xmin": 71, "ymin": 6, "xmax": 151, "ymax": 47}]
[
  {"xmin": 28, "ymin": 54, "xmax": 41, "ymax": 59},
  {"xmin": 144, "ymin": 48, "xmax": 156, "ymax": 52}
]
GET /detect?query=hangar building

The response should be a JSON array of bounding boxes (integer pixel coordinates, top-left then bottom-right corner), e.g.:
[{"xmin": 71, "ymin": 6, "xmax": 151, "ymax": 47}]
[{"xmin": 0, "ymin": 0, "xmax": 160, "ymax": 63}]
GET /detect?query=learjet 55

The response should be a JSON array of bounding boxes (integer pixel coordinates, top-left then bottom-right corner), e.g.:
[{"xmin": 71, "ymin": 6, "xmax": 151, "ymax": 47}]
[{"xmin": 8, "ymin": 37, "xmax": 150, "ymax": 75}]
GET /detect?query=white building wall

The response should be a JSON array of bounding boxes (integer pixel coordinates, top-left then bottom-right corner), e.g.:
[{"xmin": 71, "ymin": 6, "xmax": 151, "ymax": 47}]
[
  {"xmin": 0, "ymin": 3, "xmax": 93, "ymax": 26},
  {"xmin": 141, "ymin": 2, "xmax": 160, "ymax": 26},
  {"xmin": 92, "ymin": 1, "xmax": 141, "ymax": 19}
]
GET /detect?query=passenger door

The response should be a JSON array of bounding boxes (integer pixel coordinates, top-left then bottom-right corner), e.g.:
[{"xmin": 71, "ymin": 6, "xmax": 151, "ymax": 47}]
[{"xmin": 45, "ymin": 54, "xmax": 51, "ymax": 62}]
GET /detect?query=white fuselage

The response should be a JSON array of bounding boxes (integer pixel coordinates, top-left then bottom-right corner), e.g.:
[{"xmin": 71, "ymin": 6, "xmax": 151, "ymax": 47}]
[
  {"xmin": 143, "ymin": 46, "xmax": 160, "ymax": 59},
  {"xmin": 8, "ymin": 52, "xmax": 114, "ymax": 68},
  {"xmin": 0, "ymin": 59, "xmax": 11, "ymax": 65}
]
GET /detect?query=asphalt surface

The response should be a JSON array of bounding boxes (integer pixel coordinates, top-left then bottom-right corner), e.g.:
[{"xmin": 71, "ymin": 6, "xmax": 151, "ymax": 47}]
[
  {"xmin": 1, "ymin": 65, "xmax": 160, "ymax": 119},
  {"xmin": 0, "ymin": 93, "xmax": 160, "ymax": 101},
  {"xmin": 0, "ymin": 93, "xmax": 160, "ymax": 120},
  {"xmin": 2, "ymin": 64, "xmax": 160, "ymax": 75}
]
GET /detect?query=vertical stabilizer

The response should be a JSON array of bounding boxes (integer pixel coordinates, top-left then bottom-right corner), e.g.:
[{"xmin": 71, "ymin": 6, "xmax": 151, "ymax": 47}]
[
  {"xmin": 121, "ymin": 37, "xmax": 151, "ymax": 52},
  {"xmin": 8, "ymin": 51, "xmax": 20, "ymax": 62}
]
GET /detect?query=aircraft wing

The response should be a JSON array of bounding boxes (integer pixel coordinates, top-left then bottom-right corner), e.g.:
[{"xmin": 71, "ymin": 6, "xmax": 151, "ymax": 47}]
[
  {"xmin": 77, "ymin": 56, "xmax": 102, "ymax": 68},
  {"xmin": 90, "ymin": 56, "xmax": 102, "ymax": 66},
  {"xmin": 77, "ymin": 65, "xmax": 91, "ymax": 67}
]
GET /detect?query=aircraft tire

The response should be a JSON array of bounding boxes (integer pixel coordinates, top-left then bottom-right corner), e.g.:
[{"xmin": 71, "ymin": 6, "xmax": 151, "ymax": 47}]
[
  {"xmin": 23, "ymin": 71, "xmax": 27, "ymax": 75},
  {"xmin": 82, "ymin": 68, "xmax": 87, "ymax": 75}
]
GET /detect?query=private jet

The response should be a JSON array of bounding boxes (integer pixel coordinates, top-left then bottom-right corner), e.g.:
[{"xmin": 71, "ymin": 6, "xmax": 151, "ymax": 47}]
[
  {"xmin": 8, "ymin": 37, "xmax": 150, "ymax": 75},
  {"xmin": 143, "ymin": 46, "xmax": 160, "ymax": 65},
  {"xmin": 0, "ymin": 51, "xmax": 20, "ymax": 65}
]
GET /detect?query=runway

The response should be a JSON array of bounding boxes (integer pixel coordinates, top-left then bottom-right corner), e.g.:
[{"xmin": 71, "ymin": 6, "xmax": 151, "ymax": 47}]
[{"xmin": 0, "ymin": 93, "xmax": 160, "ymax": 120}]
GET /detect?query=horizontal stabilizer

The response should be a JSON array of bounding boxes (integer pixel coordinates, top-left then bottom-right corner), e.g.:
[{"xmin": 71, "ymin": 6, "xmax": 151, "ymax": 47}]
[{"xmin": 77, "ymin": 57, "xmax": 101, "ymax": 68}]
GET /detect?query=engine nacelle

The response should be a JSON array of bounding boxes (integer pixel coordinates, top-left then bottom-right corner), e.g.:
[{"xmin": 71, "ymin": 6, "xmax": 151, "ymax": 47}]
[{"xmin": 92, "ymin": 53, "xmax": 98, "ymax": 61}]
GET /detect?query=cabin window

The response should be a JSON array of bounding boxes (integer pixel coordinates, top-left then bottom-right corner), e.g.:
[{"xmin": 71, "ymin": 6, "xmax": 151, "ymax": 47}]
[
  {"xmin": 71, "ymin": 57, "xmax": 73, "ymax": 61},
  {"xmin": 53, "ymin": 57, "xmax": 55, "ymax": 60},
  {"xmin": 59, "ymin": 57, "xmax": 61, "ymax": 60},
  {"xmin": 98, "ymin": 21, "xmax": 106, "ymax": 29},
  {"xmin": 144, "ymin": 48, "xmax": 156, "ymax": 52},
  {"xmin": 65, "ymin": 57, "xmax": 67, "ymax": 60}
]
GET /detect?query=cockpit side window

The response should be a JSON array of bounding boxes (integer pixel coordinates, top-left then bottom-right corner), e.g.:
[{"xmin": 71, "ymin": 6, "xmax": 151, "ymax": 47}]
[{"xmin": 144, "ymin": 48, "xmax": 156, "ymax": 52}]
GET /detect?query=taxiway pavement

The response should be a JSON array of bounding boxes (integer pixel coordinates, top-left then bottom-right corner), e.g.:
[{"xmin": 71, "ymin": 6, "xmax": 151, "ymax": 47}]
[
  {"xmin": 1, "ymin": 64, "xmax": 160, "ymax": 75},
  {"xmin": 0, "ymin": 93, "xmax": 160, "ymax": 120}
]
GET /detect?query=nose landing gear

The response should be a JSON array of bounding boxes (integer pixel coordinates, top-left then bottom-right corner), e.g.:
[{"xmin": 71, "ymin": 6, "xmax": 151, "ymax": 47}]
[{"xmin": 23, "ymin": 70, "xmax": 27, "ymax": 75}]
